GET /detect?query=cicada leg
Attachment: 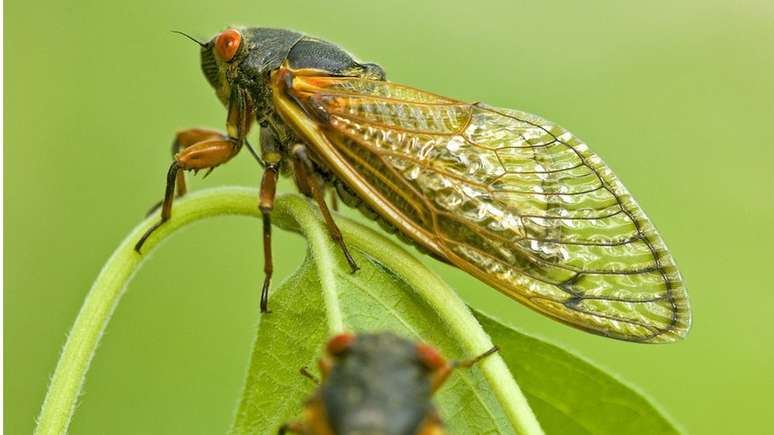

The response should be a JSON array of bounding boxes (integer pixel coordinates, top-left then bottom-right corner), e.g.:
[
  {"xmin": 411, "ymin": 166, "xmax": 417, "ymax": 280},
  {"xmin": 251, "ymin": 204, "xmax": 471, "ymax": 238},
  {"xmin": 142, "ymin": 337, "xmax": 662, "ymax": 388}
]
[
  {"xmin": 171, "ymin": 128, "xmax": 230, "ymax": 196},
  {"xmin": 291, "ymin": 144, "xmax": 359, "ymax": 273},
  {"xmin": 134, "ymin": 137, "xmax": 239, "ymax": 253},
  {"xmin": 329, "ymin": 186, "xmax": 339, "ymax": 211},
  {"xmin": 430, "ymin": 346, "xmax": 499, "ymax": 393},
  {"xmin": 258, "ymin": 163, "xmax": 279, "ymax": 313},
  {"xmin": 145, "ymin": 128, "xmax": 228, "ymax": 216}
]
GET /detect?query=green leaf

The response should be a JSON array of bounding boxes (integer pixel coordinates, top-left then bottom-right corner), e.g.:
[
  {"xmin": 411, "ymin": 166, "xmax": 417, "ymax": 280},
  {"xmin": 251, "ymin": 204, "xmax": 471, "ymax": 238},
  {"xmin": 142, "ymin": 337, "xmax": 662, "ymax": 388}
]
[
  {"xmin": 474, "ymin": 311, "xmax": 681, "ymax": 435},
  {"xmin": 230, "ymin": 193, "xmax": 542, "ymax": 435}
]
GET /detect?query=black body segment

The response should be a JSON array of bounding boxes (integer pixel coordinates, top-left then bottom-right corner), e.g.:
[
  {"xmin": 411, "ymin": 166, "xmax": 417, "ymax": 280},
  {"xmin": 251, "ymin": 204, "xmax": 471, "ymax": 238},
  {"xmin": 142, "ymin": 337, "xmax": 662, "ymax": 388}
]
[
  {"xmin": 288, "ymin": 38, "xmax": 386, "ymax": 79},
  {"xmin": 239, "ymin": 28, "xmax": 303, "ymax": 77}
]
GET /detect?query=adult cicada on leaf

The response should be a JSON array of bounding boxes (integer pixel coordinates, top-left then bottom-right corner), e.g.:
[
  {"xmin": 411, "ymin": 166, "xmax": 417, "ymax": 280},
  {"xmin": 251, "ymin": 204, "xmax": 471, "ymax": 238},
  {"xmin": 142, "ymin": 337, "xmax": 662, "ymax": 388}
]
[{"xmin": 135, "ymin": 27, "xmax": 691, "ymax": 343}]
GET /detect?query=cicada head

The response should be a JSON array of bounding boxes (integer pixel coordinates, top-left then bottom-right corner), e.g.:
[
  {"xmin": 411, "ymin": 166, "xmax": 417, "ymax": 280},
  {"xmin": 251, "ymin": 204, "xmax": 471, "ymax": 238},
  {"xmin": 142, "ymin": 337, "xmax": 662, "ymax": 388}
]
[
  {"xmin": 197, "ymin": 27, "xmax": 302, "ymax": 107},
  {"xmin": 198, "ymin": 27, "xmax": 385, "ymax": 111}
]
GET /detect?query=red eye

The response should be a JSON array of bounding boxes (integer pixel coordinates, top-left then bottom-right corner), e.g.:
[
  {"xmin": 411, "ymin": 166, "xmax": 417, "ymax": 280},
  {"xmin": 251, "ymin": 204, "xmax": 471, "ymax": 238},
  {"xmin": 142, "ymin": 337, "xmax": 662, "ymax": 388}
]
[
  {"xmin": 416, "ymin": 344, "xmax": 446, "ymax": 370},
  {"xmin": 215, "ymin": 28, "xmax": 241, "ymax": 61},
  {"xmin": 326, "ymin": 333, "xmax": 355, "ymax": 356}
]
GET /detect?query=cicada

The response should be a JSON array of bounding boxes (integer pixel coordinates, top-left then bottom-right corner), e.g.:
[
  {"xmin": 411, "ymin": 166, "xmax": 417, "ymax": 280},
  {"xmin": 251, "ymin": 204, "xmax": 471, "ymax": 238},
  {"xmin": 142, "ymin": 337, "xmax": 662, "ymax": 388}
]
[
  {"xmin": 279, "ymin": 332, "xmax": 496, "ymax": 434},
  {"xmin": 135, "ymin": 27, "xmax": 691, "ymax": 343}
]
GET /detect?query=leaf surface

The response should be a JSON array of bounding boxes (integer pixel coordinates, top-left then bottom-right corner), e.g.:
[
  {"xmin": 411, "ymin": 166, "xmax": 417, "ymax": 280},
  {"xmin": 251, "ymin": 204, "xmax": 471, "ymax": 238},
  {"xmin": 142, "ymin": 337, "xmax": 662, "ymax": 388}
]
[{"xmin": 475, "ymin": 311, "xmax": 681, "ymax": 435}]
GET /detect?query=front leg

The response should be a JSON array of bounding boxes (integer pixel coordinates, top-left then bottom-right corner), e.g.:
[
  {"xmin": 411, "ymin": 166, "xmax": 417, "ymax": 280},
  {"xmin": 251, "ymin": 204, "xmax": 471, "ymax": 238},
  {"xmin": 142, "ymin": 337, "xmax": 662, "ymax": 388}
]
[
  {"xmin": 144, "ymin": 128, "xmax": 230, "ymax": 216},
  {"xmin": 134, "ymin": 136, "xmax": 239, "ymax": 253},
  {"xmin": 171, "ymin": 128, "xmax": 231, "ymax": 196}
]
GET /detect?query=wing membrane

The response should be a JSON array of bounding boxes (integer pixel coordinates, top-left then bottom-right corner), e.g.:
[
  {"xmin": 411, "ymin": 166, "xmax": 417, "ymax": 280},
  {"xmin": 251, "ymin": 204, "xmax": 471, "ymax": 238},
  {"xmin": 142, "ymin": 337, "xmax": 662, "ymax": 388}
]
[{"xmin": 279, "ymin": 74, "xmax": 690, "ymax": 343}]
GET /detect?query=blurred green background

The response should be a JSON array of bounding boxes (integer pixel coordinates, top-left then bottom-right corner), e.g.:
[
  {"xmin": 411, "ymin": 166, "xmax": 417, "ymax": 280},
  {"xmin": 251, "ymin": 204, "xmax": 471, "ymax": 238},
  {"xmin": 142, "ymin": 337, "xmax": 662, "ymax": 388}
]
[{"xmin": 5, "ymin": 0, "xmax": 773, "ymax": 434}]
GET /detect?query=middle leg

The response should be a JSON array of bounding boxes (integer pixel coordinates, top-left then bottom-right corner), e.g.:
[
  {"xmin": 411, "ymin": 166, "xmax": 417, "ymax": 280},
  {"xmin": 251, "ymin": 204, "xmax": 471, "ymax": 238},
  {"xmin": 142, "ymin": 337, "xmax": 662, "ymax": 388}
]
[{"xmin": 258, "ymin": 163, "xmax": 279, "ymax": 313}]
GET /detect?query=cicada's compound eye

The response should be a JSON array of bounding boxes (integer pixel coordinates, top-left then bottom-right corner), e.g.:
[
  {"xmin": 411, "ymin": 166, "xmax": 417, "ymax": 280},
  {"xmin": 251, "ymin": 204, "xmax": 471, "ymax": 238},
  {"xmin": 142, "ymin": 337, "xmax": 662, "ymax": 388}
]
[
  {"xmin": 214, "ymin": 28, "xmax": 241, "ymax": 62},
  {"xmin": 326, "ymin": 333, "xmax": 355, "ymax": 357},
  {"xmin": 416, "ymin": 344, "xmax": 446, "ymax": 371}
]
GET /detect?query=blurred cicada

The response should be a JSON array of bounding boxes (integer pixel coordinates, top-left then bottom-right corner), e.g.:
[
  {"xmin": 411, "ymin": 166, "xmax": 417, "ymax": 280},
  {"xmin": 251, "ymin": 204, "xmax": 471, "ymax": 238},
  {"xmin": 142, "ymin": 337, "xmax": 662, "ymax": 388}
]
[
  {"xmin": 280, "ymin": 332, "xmax": 496, "ymax": 434},
  {"xmin": 135, "ymin": 27, "xmax": 691, "ymax": 343}
]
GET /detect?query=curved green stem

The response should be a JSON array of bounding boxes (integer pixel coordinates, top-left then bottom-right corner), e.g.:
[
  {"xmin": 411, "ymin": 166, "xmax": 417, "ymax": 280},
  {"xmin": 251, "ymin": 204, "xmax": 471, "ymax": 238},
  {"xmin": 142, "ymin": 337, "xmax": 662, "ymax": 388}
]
[
  {"xmin": 272, "ymin": 195, "xmax": 345, "ymax": 334},
  {"xmin": 34, "ymin": 187, "xmax": 262, "ymax": 435},
  {"xmin": 35, "ymin": 187, "xmax": 542, "ymax": 435},
  {"xmin": 333, "ymin": 214, "xmax": 543, "ymax": 435}
]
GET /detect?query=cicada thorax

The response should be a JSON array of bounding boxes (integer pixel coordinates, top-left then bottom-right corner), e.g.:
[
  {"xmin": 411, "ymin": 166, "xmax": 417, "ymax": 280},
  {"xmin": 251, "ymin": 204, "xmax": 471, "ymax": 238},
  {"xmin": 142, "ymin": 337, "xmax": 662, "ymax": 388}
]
[{"xmin": 244, "ymin": 32, "xmax": 387, "ymax": 179}]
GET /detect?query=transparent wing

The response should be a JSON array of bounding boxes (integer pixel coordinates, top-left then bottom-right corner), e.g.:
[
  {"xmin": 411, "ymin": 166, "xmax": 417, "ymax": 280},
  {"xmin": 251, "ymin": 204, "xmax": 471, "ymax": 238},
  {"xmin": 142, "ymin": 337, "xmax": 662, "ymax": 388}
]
[{"xmin": 284, "ymin": 75, "xmax": 690, "ymax": 343}]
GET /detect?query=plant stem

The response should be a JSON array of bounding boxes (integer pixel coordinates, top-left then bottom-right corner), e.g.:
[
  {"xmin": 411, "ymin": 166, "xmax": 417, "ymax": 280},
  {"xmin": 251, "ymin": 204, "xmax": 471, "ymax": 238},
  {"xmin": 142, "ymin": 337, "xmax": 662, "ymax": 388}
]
[
  {"xmin": 35, "ymin": 187, "xmax": 542, "ymax": 435},
  {"xmin": 324, "ymin": 209, "xmax": 544, "ymax": 435},
  {"xmin": 34, "ymin": 187, "xmax": 262, "ymax": 435},
  {"xmin": 272, "ymin": 195, "xmax": 345, "ymax": 334}
]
